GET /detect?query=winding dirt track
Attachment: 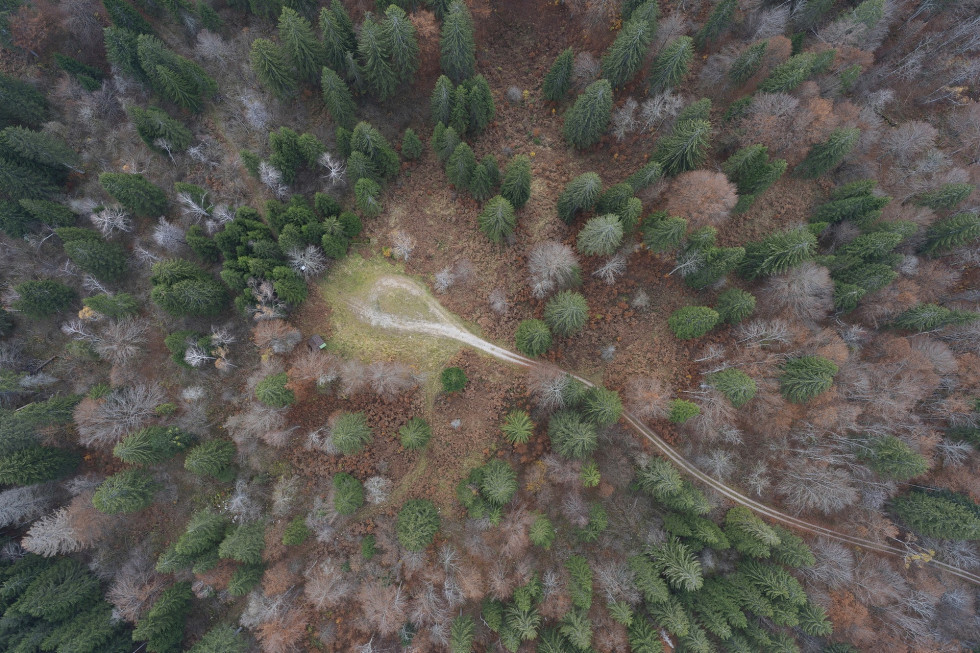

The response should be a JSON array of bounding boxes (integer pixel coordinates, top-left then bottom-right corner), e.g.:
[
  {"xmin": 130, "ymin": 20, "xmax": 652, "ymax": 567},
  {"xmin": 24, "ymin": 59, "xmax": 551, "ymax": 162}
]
[{"xmin": 347, "ymin": 276, "xmax": 980, "ymax": 586}]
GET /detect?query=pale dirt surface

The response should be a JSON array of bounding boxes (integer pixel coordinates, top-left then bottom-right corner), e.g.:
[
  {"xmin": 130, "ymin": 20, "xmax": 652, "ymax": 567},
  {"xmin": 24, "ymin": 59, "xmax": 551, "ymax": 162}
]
[{"xmin": 349, "ymin": 273, "xmax": 980, "ymax": 586}]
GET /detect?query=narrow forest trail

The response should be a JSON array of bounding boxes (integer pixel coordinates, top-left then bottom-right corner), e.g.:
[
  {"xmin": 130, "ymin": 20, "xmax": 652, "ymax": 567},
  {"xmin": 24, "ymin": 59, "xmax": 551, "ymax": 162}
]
[{"xmin": 345, "ymin": 274, "xmax": 980, "ymax": 586}]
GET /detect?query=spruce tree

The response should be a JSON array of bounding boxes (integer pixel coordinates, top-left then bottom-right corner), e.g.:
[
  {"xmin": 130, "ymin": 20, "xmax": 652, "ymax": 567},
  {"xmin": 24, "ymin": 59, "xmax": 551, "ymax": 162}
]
[
  {"xmin": 467, "ymin": 74, "xmax": 495, "ymax": 134},
  {"xmin": 563, "ymin": 79, "xmax": 613, "ymax": 149},
  {"xmin": 469, "ymin": 155, "xmax": 499, "ymax": 200},
  {"xmin": 93, "ymin": 468, "xmax": 159, "ymax": 514},
  {"xmin": 626, "ymin": 161, "xmax": 663, "ymax": 192},
  {"xmin": 890, "ymin": 489, "xmax": 980, "ymax": 540},
  {"xmin": 440, "ymin": 1, "xmax": 476, "ymax": 83},
  {"xmin": 0, "ymin": 153, "xmax": 58, "ymax": 200},
  {"xmin": 320, "ymin": 67, "xmax": 356, "ymax": 129},
  {"xmin": 861, "ymin": 435, "xmax": 929, "ymax": 481},
  {"xmin": 218, "ymin": 522, "xmax": 266, "ymax": 564},
  {"xmin": 694, "ymin": 0, "xmax": 736, "ymax": 49},
  {"xmin": 332, "ymin": 472, "xmax": 365, "ymax": 514},
  {"xmin": 399, "ymin": 417, "xmax": 432, "ymax": 449},
  {"xmin": 184, "ymin": 439, "xmax": 236, "ymax": 482},
  {"xmin": 548, "ymin": 411, "xmax": 598, "ymax": 459},
  {"xmin": 544, "ymin": 291, "xmax": 588, "ymax": 336},
  {"xmin": 0, "ymin": 126, "xmax": 79, "ymax": 172},
  {"xmin": 501, "ymin": 410, "xmax": 534, "ymax": 444},
  {"xmin": 278, "ymin": 6, "xmax": 324, "ymax": 83},
  {"xmin": 602, "ymin": 19, "xmax": 654, "ymax": 88},
  {"xmin": 739, "ymin": 226, "xmax": 816, "ymax": 279},
  {"xmin": 331, "ymin": 411, "xmax": 373, "ymax": 455},
  {"xmin": 446, "ymin": 141, "xmax": 476, "ymax": 189},
  {"xmin": 358, "ymin": 13, "xmax": 396, "ymax": 101},
  {"xmin": 136, "ymin": 34, "xmax": 217, "ymax": 112},
  {"xmin": 450, "ymin": 614, "xmax": 475, "ymax": 653},
  {"xmin": 397, "ymin": 499, "xmax": 440, "ymax": 551},
  {"xmin": 479, "ymin": 459, "xmax": 518, "ymax": 506},
  {"xmin": 478, "ymin": 195, "xmax": 516, "ymax": 242},
  {"xmin": 103, "ymin": 0, "xmax": 154, "ymax": 34},
  {"xmin": 255, "ymin": 372, "xmax": 295, "ymax": 407},
  {"xmin": 450, "ymin": 80, "xmax": 469, "ymax": 134},
  {"xmin": 914, "ymin": 183, "xmax": 974, "ymax": 211},
  {"xmin": 577, "ymin": 214, "xmax": 623, "ymax": 256},
  {"xmin": 891, "ymin": 303, "xmax": 977, "ymax": 331},
  {"xmin": 515, "ymin": 319, "xmax": 552, "ymax": 357},
  {"xmin": 58, "ymin": 229, "xmax": 127, "ymax": 282},
  {"xmin": 384, "ymin": 5, "xmax": 419, "ymax": 84},
  {"xmin": 557, "ymin": 172, "xmax": 602, "ymax": 223},
  {"xmin": 128, "ymin": 105, "xmax": 192, "ymax": 154},
  {"xmin": 319, "ymin": 0, "xmax": 356, "ymax": 72},
  {"xmin": 250, "ymin": 38, "xmax": 297, "ymax": 99},
  {"xmin": 0, "ymin": 71, "xmax": 48, "ymax": 128},
  {"xmin": 132, "ymin": 582, "xmax": 192, "ymax": 653},
  {"xmin": 431, "ymin": 75, "xmax": 455, "ymax": 125},
  {"xmin": 581, "ymin": 386, "xmax": 623, "ymax": 427},
  {"xmin": 794, "ymin": 127, "xmax": 860, "ymax": 178},
  {"xmin": 779, "ymin": 355, "xmax": 838, "ymax": 403},
  {"xmin": 542, "ymin": 47, "xmax": 574, "ymax": 101},
  {"xmin": 652, "ymin": 118, "xmax": 711, "ymax": 176},
  {"xmin": 758, "ymin": 51, "xmax": 819, "ymax": 92},
  {"xmin": 715, "ymin": 288, "xmax": 755, "ymax": 324},
  {"xmin": 500, "ymin": 155, "xmax": 532, "ymax": 209},
  {"xmin": 114, "ymin": 426, "xmax": 189, "ymax": 465},
  {"xmin": 0, "ymin": 445, "xmax": 79, "ymax": 485},
  {"xmin": 441, "ymin": 366, "xmax": 468, "ymax": 393},
  {"xmin": 642, "ymin": 212, "xmax": 687, "ymax": 252},
  {"xmin": 104, "ymin": 26, "xmax": 146, "ymax": 82},
  {"xmin": 669, "ymin": 306, "xmax": 719, "ymax": 339},
  {"xmin": 649, "ymin": 36, "xmax": 693, "ymax": 91},
  {"xmin": 723, "ymin": 144, "xmax": 787, "ymax": 211},
  {"xmin": 187, "ymin": 625, "xmax": 247, "ymax": 653},
  {"xmin": 12, "ymin": 280, "xmax": 76, "ymax": 318},
  {"xmin": 724, "ymin": 506, "xmax": 781, "ymax": 558},
  {"xmin": 729, "ymin": 39, "xmax": 768, "ymax": 86},
  {"xmin": 922, "ymin": 211, "xmax": 980, "ymax": 256},
  {"xmin": 150, "ymin": 259, "xmax": 227, "ymax": 317},
  {"xmin": 706, "ymin": 368, "xmax": 757, "ymax": 407},
  {"xmin": 354, "ymin": 177, "xmax": 383, "ymax": 217},
  {"xmin": 668, "ymin": 399, "xmax": 700, "ymax": 423},
  {"xmin": 100, "ymin": 172, "xmax": 167, "ymax": 216},
  {"xmin": 401, "ymin": 128, "xmax": 423, "ymax": 160},
  {"xmin": 350, "ymin": 121, "xmax": 400, "ymax": 179}
]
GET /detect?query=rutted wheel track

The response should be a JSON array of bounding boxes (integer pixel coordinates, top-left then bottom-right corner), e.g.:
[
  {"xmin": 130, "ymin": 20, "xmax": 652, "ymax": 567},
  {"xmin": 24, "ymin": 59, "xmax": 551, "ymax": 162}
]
[{"xmin": 347, "ymin": 276, "xmax": 980, "ymax": 586}]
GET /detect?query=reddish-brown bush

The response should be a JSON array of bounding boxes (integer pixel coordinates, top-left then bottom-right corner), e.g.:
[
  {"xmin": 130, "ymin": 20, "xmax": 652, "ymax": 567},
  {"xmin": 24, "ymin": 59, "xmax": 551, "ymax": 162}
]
[{"xmin": 664, "ymin": 170, "xmax": 738, "ymax": 230}]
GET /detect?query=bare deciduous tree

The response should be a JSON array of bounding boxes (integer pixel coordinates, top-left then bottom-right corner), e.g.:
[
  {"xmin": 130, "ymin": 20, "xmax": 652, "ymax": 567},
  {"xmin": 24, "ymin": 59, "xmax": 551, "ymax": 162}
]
[
  {"xmin": 75, "ymin": 383, "xmax": 165, "ymax": 448},
  {"xmin": 759, "ymin": 262, "xmax": 834, "ymax": 326},
  {"xmin": 358, "ymin": 581, "xmax": 407, "ymax": 637},
  {"xmin": 253, "ymin": 320, "xmax": 302, "ymax": 354},
  {"xmin": 305, "ymin": 558, "xmax": 357, "ymax": 609},
  {"xmin": 528, "ymin": 241, "xmax": 579, "ymax": 299}
]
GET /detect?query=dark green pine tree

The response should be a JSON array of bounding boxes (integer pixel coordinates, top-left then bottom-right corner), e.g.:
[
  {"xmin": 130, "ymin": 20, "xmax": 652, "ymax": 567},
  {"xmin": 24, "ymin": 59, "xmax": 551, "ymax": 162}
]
[
  {"xmin": 187, "ymin": 624, "xmax": 247, "ymax": 653},
  {"xmin": 758, "ymin": 51, "xmax": 820, "ymax": 93},
  {"xmin": 0, "ymin": 445, "xmax": 79, "ymax": 485},
  {"xmin": 218, "ymin": 522, "xmax": 266, "ymax": 564},
  {"xmin": 921, "ymin": 211, "xmax": 980, "ymax": 256},
  {"xmin": 0, "ymin": 71, "xmax": 48, "ymax": 128},
  {"xmin": 431, "ymin": 75, "xmax": 455, "ymax": 125},
  {"xmin": 715, "ymin": 288, "xmax": 756, "ymax": 324},
  {"xmin": 354, "ymin": 177, "xmax": 383, "ymax": 217},
  {"xmin": 100, "ymin": 172, "xmax": 168, "ymax": 216},
  {"xmin": 794, "ymin": 127, "xmax": 861, "ymax": 178},
  {"xmin": 383, "ymin": 5, "xmax": 419, "ymax": 84},
  {"xmin": 319, "ymin": 0, "xmax": 356, "ymax": 72},
  {"xmin": 557, "ymin": 171, "xmax": 602, "ymax": 223},
  {"xmin": 132, "ymin": 582, "xmax": 193, "ymax": 653},
  {"xmin": 350, "ymin": 121, "xmax": 400, "ymax": 179},
  {"xmin": 57, "ymin": 228, "xmax": 127, "ymax": 282},
  {"xmin": 358, "ymin": 14, "xmax": 397, "ymax": 101},
  {"xmin": 128, "ymin": 105, "xmax": 192, "ymax": 153},
  {"xmin": 278, "ymin": 6, "xmax": 324, "ymax": 83},
  {"xmin": 861, "ymin": 435, "xmax": 929, "ymax": 481},
  {"xmin": 694, "ymin": 0, "xmax": 736, "ymax": 49},
  {"xmin": 722, "ymin": 144, "xmax": 787, "ymax": 211},
  {"xmin": 547, "ymin": 410, "xmax": 598, "ymax": 459},
  {"xmin": 890, "ymin": 489, "xmax": 980, "ymax": 540},
  {"xmin": 184, "ymin": 439, "xmax": 236, "ymax": 482},
  {"xmin": 150, "ymin": 258, "xmax": 227, "ymax": 317},
  {"xmin": 12, "ymin": 557, "xmax": 101, "ymax": 623},
  {"xmin": 320, "ymin": 67, "xmax": 356, "ymax": 129},
  {"xmin": 739, "ymin": 225, "xmax": 816, "ymax": 279},
  {"xmin": 467, "ymin": 74, "xmax": 495, "ymax": 134},
  {"xmin": 469, "ymin": 155, "xmax": 500, "ymax": 201},
  {"xmin": 92, "ymin": 468, "xmax": 159, "ymax": 514},
  {"xmin": 563, "ymin": 79, "xmax": 613, "ymax": 149},
  {"xmin": 914, "ymin": 183, "xmax": 974, "ymax": 211},
  {"xmin": 478, "ymin": 195, "xmax": 516, "ymax": 242},
  {"xmin": 113, "ymin": 425, "xmax": 189, "ymax": 465},
  {"xmin": 649, "ymin": 36, "xmax": 693, "ymax": 91},
  {"xmin": 250, "ymin": 38, "xmax": 297, "ymax": 99},
  {"xmin": 12, "ymin": 279, "xmax": 76, "ymax": 318},
  {"xmin": 104, "ymin": 26, "xmax": 146, "ymax": 82},
  {"xmin": 440, "ymin": 1, "xmax": 476, "ymax": 83},
  {"xmin": 136, "ymin": 34, "xmax": 217, "ymax": 112},
  {"xmin": 450, "ymin": 85, "xmax": 469, "ymax": 134},
  {"xmin": 601, "ymin": 19, "xmax": 653, "ymax": 88},
  {"xmin": 446, "ymin": 141, "xmax": 477, "ymax": 189},
  {"xmin": 642, "ymin": 212, "xmax": 687, "ymax": 252},
  {"xmin": 103, "ymin": 0, "xmax": 154, "ymax": 34},
  {"xmin": 729, "ymin": 39, "xmax": 768, "ymax": 86},
  {"xmin": 402, "ymin": 128, "xmax": 423, "ymax": 160},
  {"xmin": 542, "ymin": 47, "xmax": 574, "ymax": 101},
  {"xmin": 500, "ymin": 155, "xmax": 532, "ymax": 209},
  {"xmin": 0, "ymin": 126, "xmax": 79, "ymax": 173},
  {"xmin": 779, "ymin": 355, "xmax": 838, "ymax": 403},
  {"xmin": 652, "ymin": 118, "xmax": 711, "ymax": 176}
]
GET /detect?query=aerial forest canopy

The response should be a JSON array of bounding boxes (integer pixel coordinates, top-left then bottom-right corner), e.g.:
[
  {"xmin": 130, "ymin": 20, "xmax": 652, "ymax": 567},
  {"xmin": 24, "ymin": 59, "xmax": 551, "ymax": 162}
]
[{"xmin": 0, "ymin": 0, "xmax": 979, "ymax": 651}]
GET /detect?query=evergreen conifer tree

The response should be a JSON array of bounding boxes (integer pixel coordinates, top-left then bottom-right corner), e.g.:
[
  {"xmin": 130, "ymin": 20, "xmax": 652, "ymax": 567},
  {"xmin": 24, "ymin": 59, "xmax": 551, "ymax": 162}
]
[
  {"xmin": 758, "ymin": 52, "xmax": 819, "ymax": 92},
  {"xmin": 557, "ymin": 172, "xmax": 602, "ymax": 223},
  {"xmin": 132, "ymin": 582, "xmax": 192, "ymax": 653},
  {"xmin": 128, "ymin": 105, "xmax": 192, "ymax": 154},
  {"xmin": 100, "ymin": 172, "xmax": 167, "ymax": 216},
  {"xmin": 58, "ymin": 229, "xmax": 127, "ymax": 282},
  {"xmin": 890, "ymin": 303, "xmax": 977, "ymax": 331},
  {"xmin": 250, "ymin": 38, "xmax": 297, "ymax": 99},
  {"xmin": 12, "ymin": 280, "xmax": 76, "ymax": 318},
  {"xmin": 332, "ymin": 472, "xmax": 365, "ymax": 514},
  {"xmin": 358, "ymin": 13, "xmax": 396, "ymax": 101},
  {"xmin": 384, "ymin": 5, "xmax": 419, "ymax": 84},
  {"xmin": 642, "ymin": 212, "xmax": 687, "ymax": 252},
  {"xmin": 350, "ymin": 121, "xmax": 400, "ymax": 179},
  {"xmin": 396, "ymin": 499, "xmax": 440, "ymax": 551},
  {"xmin": 548, "ymin": 410, "xmax": 598, "ymax": 459},
  {"xmin": 890, "ymin": 490, "xmax": 980, "ymax": 540},
  {"xmin": 577, "ymin": 214, "xmax": 623, "ymax": 256},
  {"xmin": 861, "ymin": 435, "xmax": 929, "ymax": 480},
  {"xmin": 563, "ymin": 79, "xmax": 613, "ymax": 149},
  {"xmin": 114, "ymin": 426, "xmax": 189, "ymax": 465},
  {"xmin": 501, "ymin": 410, "xmax": 534, "ymax": 444},
  {"xmin": 93, "ymin": 468, "xmax": 159, "ymax": 514},
  {"xmin": 187, "ymin": 625, "xmax": 247, "ymax": 653},
  {"xmin": 469, "ymin": 155, "xmax": 499, "ymax": 200},
  {"xmin": 136, "ymin": 34, "xmax": 217, "ymax": 112},
  {"xmin": 739, "ymin": 226, "xmax": 816, "ymax": 279},
  {"xmin": 581, "ymin": 386, "xmax": 623, "ymax": 427},
  {"xmin": 652, "ymin": 118, "xmax": 711, "ymax": 176},
  {"xmin": 724, "ymin": 506, "xmax": 781, "ymax": 557},
  {"xmin": 500, "ymin": 155, "xmax": 532, "ymax": 209},
  {"xmin": 255, "ymin": 372, "xmax": 295, "ymax": 407},
  {"xmin": 669, "ymin": 306, "xmax": 719, "ymax": 339},
  {"xmin": 150, "ymin": 259, "xmax": 227, "ymax": 317},
  {"xmin": 354, "ymin": 177, "xmax": 383, "ymax": 217},
  {"xmin": 103, "ymin": 0, "xmax": 154, "ymax": 34},
  {"xmin": 626, "ymin": 161, "xmax": 663, "ymax": 192},
  {"xmin": 668, "ymin": 399, "xmax": 700, "ymax": 423},
  {"xmin": 544, "ymin": 291, "xmax": 588, "ymax": 336},
  {"xmin": 515, "ymin": 319, "xmax": 552, "ymax": 357},
  {"xmin": 0, "ymin": 71, "xmax": 48, "ymax": 128},
  {"xmin": 0, "ymin": 445, "xmax": 79, "ymax": 485},
  {"xmin": 794, "ymin": 127, "xmax": 860, "ymax": 178},
  {"xmin": 729, "ymin": 39, "xmax": 768, "ymax": 86},
  {"xmin": 450, "ymin": 614, "xmax": 475, "ymax": 653},
  {"xmin": 331, "ymin": 411, "xmax": 373, "ymax": 454},
  {"xmin": 431, "ymin": 75, "xmax": 455, "ymax": 125},
  {"xmin": 479, "ymin": 459, "xmax": 518, "ymax": 506},
  {"xmin": 706, "ymin": 368, "xmax": 757, "ymax": 407},
  {"xmin": 218, "ymin": 522, "xmax": 266, "ymax": 564},
  {"xmin": 184, "ymin": 439, "xmax": 236, "ymax": 482},
  {"xmin": 319, "ymin": 0, "xmax": 356, "ymax": 72},
  {"xmin": 694, "ymin": 0, "xmax": 736, "ymax": 49},
  {"xmin": 921, "ymin": 211, "xmax": 980, "ymax": 256},
  {"xmin": 278, "ymin": 6, "xmax": 324, "ymax": 82},
  {"xmin": 440, "ymin": 1, "xmax": 476, "ymax": 83},
  {"xmin": 914, "ymin": 183, "xmax": 974, "ymax": 211},
  {"xmin": 779, "ymin": 355, "xmax": 838, "ymax": 403},
  {"xmin": 450, "ymin": 83, "xmax": 469, "ymax": 134},
  {"xmin": 542, "ymin": 47, "xmax": 574, "ymax": 101},
  {"xmin": 601, "ymin": 19, "xmax": 654, "ymax": 88},
  {"xmin": 478, "ymin": 195, "xmax": 516, "ymax": 242},
  {"xmin": 401, "ymin": 128, "xmax": 423, "ymax": 160},
  {"xmin": 715, "ymin": 288, "xmax": 756, "ymax": 323},
  {"xmin": 0, "ymin": 126, "xmax": 79, "ymax": 173},
  {"xmin": 722, "ymin": 144, "xmax": 787, "ymax": 211},
  {"xmin": 399, "ymin": 417, "xmax": 432, "ymax": 449},
  {"xmin": 320, "ymin": 67, "xmax": 356, "ymax": 129},
  {"xmin": 467, "ymin": 75, "xmax": 496, "ymax": 133},
  {"xmin": 649, "ymin": 36, "xmax": 694, "ymax": 91}
]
